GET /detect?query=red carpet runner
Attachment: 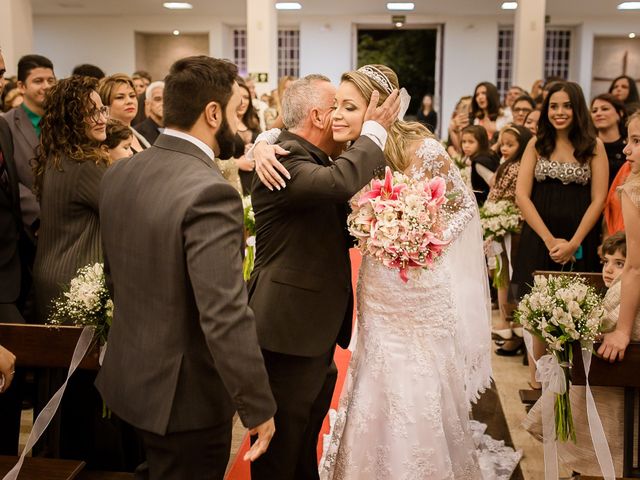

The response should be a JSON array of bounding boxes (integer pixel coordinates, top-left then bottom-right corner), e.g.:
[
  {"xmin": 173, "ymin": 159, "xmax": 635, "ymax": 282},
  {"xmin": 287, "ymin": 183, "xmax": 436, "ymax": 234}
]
[{"xmin": 225, "ymin": 250, "xmax": 361, "ymax": 479}]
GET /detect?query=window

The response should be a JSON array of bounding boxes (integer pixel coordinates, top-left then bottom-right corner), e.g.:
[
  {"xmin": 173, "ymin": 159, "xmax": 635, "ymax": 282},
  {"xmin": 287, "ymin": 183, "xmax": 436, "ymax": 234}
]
[
  {"xmin": 233, "ymin": 29, "xmax": 247, "ymax": 76},
  {"xmin": 496, "ymin": 28, "xmax": 515, "ymax": 102},
  {"xmin": 544, "ymin": 29, "xmax": 571, "ymax": 80},
  {"xmin": 278, "ymin": 29, "xmax": 300, "ymax": 78},
  {"xmin": 232, "ymin": 28, "xmax": 300, "ymax": 79},
  {"xmin": 496, "ymin": 27, "xmax": 572, "ymax": 98}
]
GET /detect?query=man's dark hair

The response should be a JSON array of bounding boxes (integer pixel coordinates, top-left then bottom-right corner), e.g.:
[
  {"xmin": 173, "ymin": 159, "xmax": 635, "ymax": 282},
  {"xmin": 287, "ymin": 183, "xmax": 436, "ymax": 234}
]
[
  {"xmin": 72, "ymin": 63, "xmax": 105, "ymax": 80},
  {"xmin": 17, "ymin": 54, "xmax": 54, "ymax": 82},
  {"xmin": 163, "ymin": 56, "xmax": 238, "ymax": 130}
]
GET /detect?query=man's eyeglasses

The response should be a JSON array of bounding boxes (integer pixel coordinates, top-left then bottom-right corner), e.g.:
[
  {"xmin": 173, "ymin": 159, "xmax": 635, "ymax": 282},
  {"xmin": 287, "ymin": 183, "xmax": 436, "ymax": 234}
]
[
  {"xmin": 89, "ymin": 106, "xmax": 110, "ymax": 123},
  {"xmin": 513, "ymin": 107, "xmax": 533, "ymax": 115}
]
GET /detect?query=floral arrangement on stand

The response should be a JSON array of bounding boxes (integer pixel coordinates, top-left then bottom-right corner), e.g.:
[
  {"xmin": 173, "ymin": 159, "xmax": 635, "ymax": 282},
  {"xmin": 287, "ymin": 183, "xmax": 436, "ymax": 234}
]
[
  {"xmin": 514, "ymin": 274, "xmax": 604, "ymax": 442},
  {"xmin": 479, "ymin": 199, "xmax": 522, "ymax": 287},
  {"xmin": 242, "ymin": 196, "xmax": 256, "ymax": 281},
  {"xmin": 347, "ymin": 166, "xmax": 450, "ymax": 282},
  {"xmin": 48, "ymin": 262, "xmax": 112, "ymax": 346}
]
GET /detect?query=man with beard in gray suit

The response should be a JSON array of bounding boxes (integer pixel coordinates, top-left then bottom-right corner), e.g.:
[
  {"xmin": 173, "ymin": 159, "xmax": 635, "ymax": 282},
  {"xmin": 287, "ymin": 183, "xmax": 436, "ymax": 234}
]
[{"xmin": 96, "ymin": 56, "xmax": 276, "ymax": 480}]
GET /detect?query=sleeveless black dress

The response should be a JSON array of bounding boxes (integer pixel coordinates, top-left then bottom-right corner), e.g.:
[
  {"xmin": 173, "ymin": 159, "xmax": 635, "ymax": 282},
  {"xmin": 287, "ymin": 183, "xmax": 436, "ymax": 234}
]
[{"xmin": 512, "ymin": 158, "xmax": 601, "ymax": 298}]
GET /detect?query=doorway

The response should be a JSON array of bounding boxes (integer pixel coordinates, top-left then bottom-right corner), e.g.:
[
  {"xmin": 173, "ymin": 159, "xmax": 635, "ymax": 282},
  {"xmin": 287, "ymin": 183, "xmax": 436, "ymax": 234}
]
[{"xmin": 356, "ymin": 27, "xmax": 440, "ymax": 132}]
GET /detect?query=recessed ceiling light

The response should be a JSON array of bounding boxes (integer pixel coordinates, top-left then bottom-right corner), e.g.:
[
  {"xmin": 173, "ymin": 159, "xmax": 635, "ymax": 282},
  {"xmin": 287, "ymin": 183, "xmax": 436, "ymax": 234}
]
[
  {"xmin": 630, "ymin": 33, "xmax": 637, "ymax": 38},
  {"xmin": 173, "ymin": 30, "xmax": 180, "ymax": 35},
  {"xmin": 163, "ymin": 2, "xmax": 193, "ymax": 9},
  {"xmin": 501, "ymin": 2, "xmax": 518, "ymax": 9},
  {"xmin": 395, "ymin": 21, "xmax": 404, "ymax": 27},
  {"xmin": 275, "ymin": 2, "xmax": 302, "ymax": 9},
  {"xmin": 387, "ymin": 2, "xmax": 415, "ymax": 10},
  {"xmin": 618, "ymin": 2, "xmax": 640, "ymax": 9}
]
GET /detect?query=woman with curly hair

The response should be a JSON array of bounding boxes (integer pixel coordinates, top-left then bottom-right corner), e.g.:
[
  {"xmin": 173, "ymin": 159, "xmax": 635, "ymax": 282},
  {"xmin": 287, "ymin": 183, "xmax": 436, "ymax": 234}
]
[{"xmin": 32, "ymin": 75, "xmax": 143, "ymax": 470}]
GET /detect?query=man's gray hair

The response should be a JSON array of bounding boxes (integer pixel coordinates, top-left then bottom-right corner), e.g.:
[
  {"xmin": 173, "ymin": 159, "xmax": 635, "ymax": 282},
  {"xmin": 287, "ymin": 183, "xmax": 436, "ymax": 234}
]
[
  {"xmin": 281, "ymin": 74, "xmax": 331, "ymax": 130},
  {"xmin": 145, "ymin": 80, "xmax": 165, "ymax": 99}
]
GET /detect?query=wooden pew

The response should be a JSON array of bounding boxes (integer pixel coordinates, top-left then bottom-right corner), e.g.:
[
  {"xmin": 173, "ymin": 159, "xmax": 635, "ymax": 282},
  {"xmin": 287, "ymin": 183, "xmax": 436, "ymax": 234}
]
[
  {"xmin": 572, "ymin": 341, "xmax": 640, "ymax": 479},
  {"xmin": 0, "ymin": 324, "xmax": 133, "ymax": 479}
]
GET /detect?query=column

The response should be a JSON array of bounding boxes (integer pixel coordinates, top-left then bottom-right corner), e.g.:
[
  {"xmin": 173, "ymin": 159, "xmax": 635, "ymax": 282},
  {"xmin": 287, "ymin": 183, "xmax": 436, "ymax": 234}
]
[
  {"xmin": 246, "ymin": 0, "xmax": 278, "ymax": 95},
  {"xmin": 512, "ymin": 0, "xmax": 546, "ymax": 91},
  {"xmin": 0, "ymin": 0, "xmax": 34, "ymax": 75}
]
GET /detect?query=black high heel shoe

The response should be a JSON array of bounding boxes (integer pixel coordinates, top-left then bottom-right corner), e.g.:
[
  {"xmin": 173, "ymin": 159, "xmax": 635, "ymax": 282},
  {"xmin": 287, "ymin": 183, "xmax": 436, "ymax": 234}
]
[{"xmin": 495, "ymin": 338, "xmax": 524, "ymax": 356}]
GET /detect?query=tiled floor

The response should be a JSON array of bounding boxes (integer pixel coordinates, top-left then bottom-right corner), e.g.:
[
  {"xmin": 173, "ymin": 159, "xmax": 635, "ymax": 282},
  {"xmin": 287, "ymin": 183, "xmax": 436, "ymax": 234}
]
[{"xmin": 18, "ymin": 310, "xmax": 576, "ymax": 479}]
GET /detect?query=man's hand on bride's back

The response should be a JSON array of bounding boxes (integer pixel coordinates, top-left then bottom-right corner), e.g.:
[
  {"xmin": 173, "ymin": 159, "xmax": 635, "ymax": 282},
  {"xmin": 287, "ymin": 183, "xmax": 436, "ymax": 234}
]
[
  {"xmin": 254, "ymin": 141, "xmax": 291, "ymax": 191},
  {"xmin": 364, "ymin": 89, "xmax": 401, "ymax": 131}
]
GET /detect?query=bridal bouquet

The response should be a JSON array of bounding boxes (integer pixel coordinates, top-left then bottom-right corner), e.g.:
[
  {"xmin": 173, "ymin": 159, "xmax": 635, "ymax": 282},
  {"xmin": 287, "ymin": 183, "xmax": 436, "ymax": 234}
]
[
  {"xmin": 242, "ymin": 196, "xmax": 256, "ymax": 281},
  {"xmin": 348, "ymin": 166, "xmax": 450, "ymax": 282},
  {"xmin": 47, "ymin": 263, "xmax": 112, "ymax": 344},
  {"xmin": 514, "ymin": 274, "xmax": 605, "ymax": 442},
  {"xmin": 479, "ymin": 199, "xmax": 522, "ymax": 241}
]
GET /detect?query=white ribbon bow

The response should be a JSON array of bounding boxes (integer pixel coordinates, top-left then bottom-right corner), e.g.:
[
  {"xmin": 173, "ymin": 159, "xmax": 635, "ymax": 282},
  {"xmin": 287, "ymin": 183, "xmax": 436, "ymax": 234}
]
[{"xmin": 536, "ymin": 354, "xmax": 567, "ymax": 394}]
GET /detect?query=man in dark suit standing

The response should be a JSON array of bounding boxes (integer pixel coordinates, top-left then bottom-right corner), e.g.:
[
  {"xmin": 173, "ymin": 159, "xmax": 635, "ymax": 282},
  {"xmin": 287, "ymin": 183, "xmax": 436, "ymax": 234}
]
[
  {"xmin": 96, "ymin": 56, "xmax": 276, "ymax": 480},
  {"xmin": 134, "ymin": 80, "xmax": 164, "ymax": 145},
  {"xmin": 248, "ymin": 75, "xmax": 399, "ymax": 480},
  {"xmin": 3, "ymin": 54, "xmax": 55, "ymax": 241},
  {"xmin": 0, "ymin": 49, "xmax": 27, "ymax": 453}
]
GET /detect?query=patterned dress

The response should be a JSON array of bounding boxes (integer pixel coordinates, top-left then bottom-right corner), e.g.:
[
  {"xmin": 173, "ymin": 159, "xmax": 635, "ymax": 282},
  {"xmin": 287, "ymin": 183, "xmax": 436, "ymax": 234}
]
[{"xmin": 320, "ymin": 138, "xmax": 483, "ymax": 480}]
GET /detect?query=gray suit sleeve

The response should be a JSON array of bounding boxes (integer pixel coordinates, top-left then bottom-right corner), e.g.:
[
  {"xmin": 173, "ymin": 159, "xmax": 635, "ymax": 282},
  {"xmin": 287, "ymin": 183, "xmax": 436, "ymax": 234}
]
[
  {"xmin": 280, "ymin": 135, "xmax": 385, "ymax": 207},
  {"xmin": 183, "ymin": 180, "xmax": 276, "ymax": 429}
]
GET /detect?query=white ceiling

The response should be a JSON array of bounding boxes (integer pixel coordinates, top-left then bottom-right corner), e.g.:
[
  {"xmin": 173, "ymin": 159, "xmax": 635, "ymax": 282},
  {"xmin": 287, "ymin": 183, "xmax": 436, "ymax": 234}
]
[{"xmin": 30, "ymin": 0, "xmax": 640, "ymax": 18}]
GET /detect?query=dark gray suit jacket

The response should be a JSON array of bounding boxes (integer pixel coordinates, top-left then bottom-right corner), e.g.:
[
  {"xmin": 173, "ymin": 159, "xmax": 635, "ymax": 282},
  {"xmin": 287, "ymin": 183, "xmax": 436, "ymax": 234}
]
[
  {"xmin": 0, "ymin": 116, "xmax": 24, "ymax": 308},
  {"xmin": 248, "ymin": 131, "xmax": 385, "ymax": 357},
  {"xmin": 96, "ymin": 133, "xmax": 276, "ymax": 435},
  {"xmin": 2, "ymin": 107, "xmax": 39, "ymax": 233}
]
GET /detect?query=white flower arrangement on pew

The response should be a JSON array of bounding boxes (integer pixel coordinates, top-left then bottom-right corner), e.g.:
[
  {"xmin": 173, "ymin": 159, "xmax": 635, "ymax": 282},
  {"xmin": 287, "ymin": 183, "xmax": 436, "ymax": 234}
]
[
  {"xmin": 47, "ymin": 262, "xmax": 112, "ymax": 345},
  {"xmin": 514, "ymin": 274, "xmax": 604, "ymax": 442},
  {"xmin": 479, "ymin": 199, "xmax": 522, "ymax": 287}
]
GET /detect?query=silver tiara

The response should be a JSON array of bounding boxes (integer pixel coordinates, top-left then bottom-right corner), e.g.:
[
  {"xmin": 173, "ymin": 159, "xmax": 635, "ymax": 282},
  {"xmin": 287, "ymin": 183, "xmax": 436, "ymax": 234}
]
[{"xmin": 357, "ymin": 65, "xmax": 393, "ymax": 94}]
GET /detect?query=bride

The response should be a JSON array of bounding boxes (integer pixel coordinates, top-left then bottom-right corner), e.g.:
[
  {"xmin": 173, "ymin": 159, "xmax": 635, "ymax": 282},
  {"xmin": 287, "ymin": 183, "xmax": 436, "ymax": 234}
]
[{"xmin": 254, "ymin": 65, "xmax": 494, "ymax": 479}]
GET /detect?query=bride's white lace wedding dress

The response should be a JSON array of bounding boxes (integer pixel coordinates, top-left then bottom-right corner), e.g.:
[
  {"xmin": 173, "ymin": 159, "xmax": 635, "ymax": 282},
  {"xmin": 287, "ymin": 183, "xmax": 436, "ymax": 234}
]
[{"xmin": 319, "ymin": 137, "xmax": 502, "ymax": 480}]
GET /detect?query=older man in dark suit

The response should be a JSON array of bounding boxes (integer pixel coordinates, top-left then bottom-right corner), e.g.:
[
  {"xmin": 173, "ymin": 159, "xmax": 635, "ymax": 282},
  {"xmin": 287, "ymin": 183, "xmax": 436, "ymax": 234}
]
[
  {"xmin": 247, "ymin": 74, "xmax": 399, "ymax": 480},
  {"xmin": 96, "ymin": 56, "xmax": 276, "ymax": 480}
]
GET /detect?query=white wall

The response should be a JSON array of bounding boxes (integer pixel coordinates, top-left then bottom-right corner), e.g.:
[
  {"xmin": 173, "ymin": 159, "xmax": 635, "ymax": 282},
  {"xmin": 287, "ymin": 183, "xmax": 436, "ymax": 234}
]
[{"xmin": 32, "ymin": 12, "xmax": 640, "ymax": 138}]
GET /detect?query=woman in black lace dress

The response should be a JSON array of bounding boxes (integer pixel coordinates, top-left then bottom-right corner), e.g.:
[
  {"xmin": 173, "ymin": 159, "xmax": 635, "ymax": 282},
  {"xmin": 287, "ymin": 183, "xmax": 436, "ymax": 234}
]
[{"xmin": 513, "ymin": 81, "xmax": 609, "ymax": 298}]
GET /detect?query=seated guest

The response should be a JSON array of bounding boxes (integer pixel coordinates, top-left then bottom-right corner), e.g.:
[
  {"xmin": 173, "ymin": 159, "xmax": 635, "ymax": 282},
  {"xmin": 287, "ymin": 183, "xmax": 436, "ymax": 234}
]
[
  {"xmin": 102, "ymin": 119, "xmax": 134, "ymax": 162},
  {"xmin": 98, "ymin": 74, "xmax": 149, "ymax": 153},
  {"xmin": 31, "ymin": 75, "xmax": 142, "ymax": 469},
  {"xmin": 72, "ymin": 64, "xmax": 105, "ymax": 80},
  {"xmin": 134, "ymin": 80, "xmax": 164, "ymax": 145},
  {"xmin": 524, "ymin": 108, "xmax": 541, "ymax": 136},
  {"xmin": 523, "ymin": 232, "xmax": 635, "ymax": 478}
]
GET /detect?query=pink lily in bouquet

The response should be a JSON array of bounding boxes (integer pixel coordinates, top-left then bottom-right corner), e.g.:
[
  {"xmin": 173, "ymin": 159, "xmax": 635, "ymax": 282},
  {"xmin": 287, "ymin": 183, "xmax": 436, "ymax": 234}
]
[
  {"xmin": 348, "ymin": 167, "xmax": 451, "ymax": 283},
  {"xmin": 357, "ymin": 167, "xmax": 407, "ymax": 206}
]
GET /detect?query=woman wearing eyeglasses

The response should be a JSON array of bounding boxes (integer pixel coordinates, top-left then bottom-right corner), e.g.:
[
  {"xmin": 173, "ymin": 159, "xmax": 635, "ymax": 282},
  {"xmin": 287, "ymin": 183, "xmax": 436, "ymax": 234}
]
[{"xmin": 31, "ymin": 76, "xmax": 143, "ymax": 470}]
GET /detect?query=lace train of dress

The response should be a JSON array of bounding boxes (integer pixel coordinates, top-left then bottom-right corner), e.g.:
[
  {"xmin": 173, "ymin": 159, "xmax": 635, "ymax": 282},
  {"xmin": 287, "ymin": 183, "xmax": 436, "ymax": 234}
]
[{"xmin": 320, "ymin": 256, "xmax": 482, "ymax": 479}]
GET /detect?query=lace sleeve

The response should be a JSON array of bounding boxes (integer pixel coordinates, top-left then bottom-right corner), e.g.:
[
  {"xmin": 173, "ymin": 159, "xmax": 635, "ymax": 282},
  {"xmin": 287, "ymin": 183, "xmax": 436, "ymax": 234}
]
[
  {"xmin": 412, "ymin": 137, "xmax": 477, "ymax": 242},
  {"xmin": 245, "ymin": 128, "xmax": 282, "ymax": 161}
]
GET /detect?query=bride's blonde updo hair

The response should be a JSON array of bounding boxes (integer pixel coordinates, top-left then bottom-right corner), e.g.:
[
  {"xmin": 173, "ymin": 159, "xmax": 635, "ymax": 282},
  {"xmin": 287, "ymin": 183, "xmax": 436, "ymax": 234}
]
[{"xmin": 341, "ymin": 64, "xmax": 433, "ymax": 172}]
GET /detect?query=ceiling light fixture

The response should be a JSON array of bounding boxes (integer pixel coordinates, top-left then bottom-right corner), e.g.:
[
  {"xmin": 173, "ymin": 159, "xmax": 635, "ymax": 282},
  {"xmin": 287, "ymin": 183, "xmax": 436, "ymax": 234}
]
[
  {"xmin": 173, "ymin": 30, "xmax": 180, "ymax": 35},
  {"xmin": 163, "ymin": 2, "xmax": 193, "ymax": 9},
  {"xmin": 618, "ymin": 2, "xmax": 640, "ymax": 9},
  {"xmin": 501, "ymin": 2, "xmax": 518, "ymax": 10},
  {"xmin": 275, "ymin": 2, "xmax": 302, "ymax": 9},
  {"xmin": 387, "ymin": 2, "xmax": 415, "ymax": 10},
  {"xmin": 630, "ymin": 33, "xmax": 637, "ymax": 38}
]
